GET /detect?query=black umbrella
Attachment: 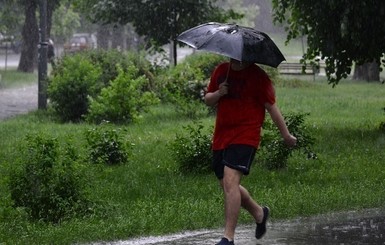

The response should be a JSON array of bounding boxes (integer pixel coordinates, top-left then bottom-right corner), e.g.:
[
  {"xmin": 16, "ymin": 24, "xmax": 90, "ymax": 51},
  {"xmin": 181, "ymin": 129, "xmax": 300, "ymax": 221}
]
[{"xmin": 177, "ymin": 22, "xmax": 285, "ymax": 68}]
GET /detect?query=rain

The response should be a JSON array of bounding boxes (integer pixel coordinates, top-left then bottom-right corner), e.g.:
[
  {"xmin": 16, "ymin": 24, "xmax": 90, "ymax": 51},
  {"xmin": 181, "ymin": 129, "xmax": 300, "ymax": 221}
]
[{"xmin": 1, "ymin": 0, "xmax": 385, "ymax": 244}]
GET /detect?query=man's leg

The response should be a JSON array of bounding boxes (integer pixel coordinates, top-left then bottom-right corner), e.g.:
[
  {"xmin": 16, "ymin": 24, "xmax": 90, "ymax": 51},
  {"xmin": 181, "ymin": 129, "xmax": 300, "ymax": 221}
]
[
  {"xmin": 221, "ymin": 166, "xmax": 243, "ymax": 241},
  {"xmin": 239, "ymin": 185, "xmax": 264, "ymax": 223}
]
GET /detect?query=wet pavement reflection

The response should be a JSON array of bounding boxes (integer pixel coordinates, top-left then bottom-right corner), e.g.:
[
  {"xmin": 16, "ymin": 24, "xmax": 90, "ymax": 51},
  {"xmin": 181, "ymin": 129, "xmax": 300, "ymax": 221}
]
[{"xmin": 93, "ymin": 208, "xmax": 385, "ymax": 245}]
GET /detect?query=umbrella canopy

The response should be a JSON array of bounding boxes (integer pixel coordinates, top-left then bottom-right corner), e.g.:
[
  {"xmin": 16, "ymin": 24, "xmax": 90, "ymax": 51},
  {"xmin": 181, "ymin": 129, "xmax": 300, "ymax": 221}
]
[{"xmin": 177, "ymin": 22, "xmax": 285, "ymax": 68}]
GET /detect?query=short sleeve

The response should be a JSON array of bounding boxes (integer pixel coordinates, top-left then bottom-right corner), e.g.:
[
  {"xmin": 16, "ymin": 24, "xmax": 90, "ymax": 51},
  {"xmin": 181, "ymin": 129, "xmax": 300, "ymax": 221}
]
[
  {"xmin": 207, "ymin": 63, "xmax": 228, "ymax": 93},
  {"xmin": 256, "ymin": 67, "xmax": 276, "ymax": 105}
]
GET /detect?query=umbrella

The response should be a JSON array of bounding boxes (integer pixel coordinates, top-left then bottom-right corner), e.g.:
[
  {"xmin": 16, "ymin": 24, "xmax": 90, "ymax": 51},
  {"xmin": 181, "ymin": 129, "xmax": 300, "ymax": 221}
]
[{"xmin": 177, "ymin": 22, "xmax": 285, "ymax": 68}]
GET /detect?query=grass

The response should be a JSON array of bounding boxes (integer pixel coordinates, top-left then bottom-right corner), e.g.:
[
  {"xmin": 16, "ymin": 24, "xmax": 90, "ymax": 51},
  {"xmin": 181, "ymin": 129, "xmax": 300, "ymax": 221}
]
[
  {"xmin": 0, "ymin": 69, "xmax": 37, "ymax": 88},
  {"xmin": 0, "ymin": 78, "xmax": 385, "ymax": 244}
]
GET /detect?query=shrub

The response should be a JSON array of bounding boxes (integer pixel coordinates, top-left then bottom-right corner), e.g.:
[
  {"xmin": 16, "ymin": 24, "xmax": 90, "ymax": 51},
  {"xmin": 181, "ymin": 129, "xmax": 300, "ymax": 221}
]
[
  {"xmin": 48, "ymin": 54, "xmax": 102, "ymax": 122},
  {"xmin": 258, "ymin": 112, "xmax": 317, "ymax": 170},
  {"xmin": 182, "ymin": 53, "xmax": 228, "ymax": 78},
  {"xmin": 8, "ymin": 134, "xmax": 90, "ymax": 223},
  {"xmin": 157, "ymin": 54, "xmax": 222, "ymax": 118},
  {"xmin": 170, "ymin": 121, "xmax": 212, "ymax": 174},
  {"xmin": 49, "ymin": 50, "xmax": 156, "ymax": 123},
  {"xmin": 84, "ymin": 49, "xmax": 155, "ymax": 89},
  {"xmin": 85, "ymin": 123, "xmax": 131, "ymax": 165},
  {"xmin": 86, "ymin": 66, "xmax": 159, "ymax": 124}
]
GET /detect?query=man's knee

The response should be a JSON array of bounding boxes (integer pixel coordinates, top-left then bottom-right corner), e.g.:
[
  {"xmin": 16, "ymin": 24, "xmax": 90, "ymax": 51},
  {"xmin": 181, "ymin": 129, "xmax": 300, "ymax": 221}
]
[{"xmin": 223, "ymin": 167, "xmax": 241, "ymax": 191}]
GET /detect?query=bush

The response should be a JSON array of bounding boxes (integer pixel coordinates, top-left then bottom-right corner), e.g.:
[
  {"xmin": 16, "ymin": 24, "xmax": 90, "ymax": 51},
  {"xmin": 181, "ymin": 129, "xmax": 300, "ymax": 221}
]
[
  {"xmin": 83, "ymin": 50, "xmax": 156, "ymax": 89},
  {"xmin": 48, "ymin": 54, "xmax": 102, "ymax": 122},
  {"xmin": 49, "ymin": 50, "xmax": 156, "ymax": 123},
  {"xmin": 8, "ymin": 134, "xmax": 90, "ymax": 223},
  {"xmin": 170, "ymin": 121, "xmax": 212, "ymax": 174},
  {"xmin": 156, "ymin": 54, "xmax": 222, "ymax": 118},
  {"xmin": 85, "ymin": 123, "xmax": 131, "ymax": 165},
  {"xmin": 182, "ymin": 53, "xmax": 228, "ymax": 78},
  {"xmin": 86, "ymin": 66, "xmax": 159, "ymax": 124},
  {"xmin": 258, "ymin": 112, "xmax": 317, "ymax": 170}
]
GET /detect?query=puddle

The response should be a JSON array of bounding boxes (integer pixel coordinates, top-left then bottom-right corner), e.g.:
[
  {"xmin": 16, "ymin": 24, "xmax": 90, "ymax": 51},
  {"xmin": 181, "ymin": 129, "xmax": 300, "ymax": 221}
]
[{"xmin": 89, "ymin": 209, "xmax": 385, "ymax": 245}]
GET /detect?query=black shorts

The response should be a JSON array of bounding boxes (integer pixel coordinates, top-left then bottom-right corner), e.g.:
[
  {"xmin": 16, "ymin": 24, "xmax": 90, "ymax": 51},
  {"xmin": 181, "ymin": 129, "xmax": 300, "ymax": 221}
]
[{"xmin": 212, "ymin": 144, "xmax": 256, "ymax": 179}]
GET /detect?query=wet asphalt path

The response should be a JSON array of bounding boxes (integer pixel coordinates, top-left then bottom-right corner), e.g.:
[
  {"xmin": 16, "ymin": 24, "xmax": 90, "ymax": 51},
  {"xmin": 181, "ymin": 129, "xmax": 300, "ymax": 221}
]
[
  {"xmin": 0, "ymin": 83, "xmax": 38, "ymax": 121},
  {"xmin": 90, "ymin": 208, "xmax": 385, "ymax": 245}
]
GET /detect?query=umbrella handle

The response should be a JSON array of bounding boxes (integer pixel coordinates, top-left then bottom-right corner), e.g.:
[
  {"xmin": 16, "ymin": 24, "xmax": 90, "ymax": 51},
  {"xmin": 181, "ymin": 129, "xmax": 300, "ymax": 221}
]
[{"xmin": 224, "ymin": 62, "xmax": 231, "ymax": 83}]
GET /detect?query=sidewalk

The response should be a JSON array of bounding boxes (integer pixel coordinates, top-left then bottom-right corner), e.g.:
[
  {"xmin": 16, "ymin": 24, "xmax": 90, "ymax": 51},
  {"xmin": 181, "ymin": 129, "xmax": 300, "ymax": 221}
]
[{"xmin": 0, "ymin": 83, "xmax": 38, "ymax": 120}]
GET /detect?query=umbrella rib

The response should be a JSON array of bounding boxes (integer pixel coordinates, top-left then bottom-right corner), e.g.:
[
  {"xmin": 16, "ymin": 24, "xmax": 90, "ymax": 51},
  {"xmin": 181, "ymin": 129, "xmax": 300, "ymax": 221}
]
[{"xmin": 193, "ymin": 31, "xmax": 221, "ymax": 49}]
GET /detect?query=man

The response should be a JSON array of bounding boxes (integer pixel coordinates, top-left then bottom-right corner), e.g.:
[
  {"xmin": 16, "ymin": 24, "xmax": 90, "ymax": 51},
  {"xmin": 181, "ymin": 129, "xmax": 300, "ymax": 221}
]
[{"xmin": 204, "ymin": 59, "xmax": 297, "ymax": 245}]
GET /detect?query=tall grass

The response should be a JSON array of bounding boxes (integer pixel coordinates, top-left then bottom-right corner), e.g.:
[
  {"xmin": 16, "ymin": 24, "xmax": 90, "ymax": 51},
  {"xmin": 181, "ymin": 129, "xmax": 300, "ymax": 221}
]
[{"xmin": 0, "ymin": 79, "xmax": 384, "ymax": 244}]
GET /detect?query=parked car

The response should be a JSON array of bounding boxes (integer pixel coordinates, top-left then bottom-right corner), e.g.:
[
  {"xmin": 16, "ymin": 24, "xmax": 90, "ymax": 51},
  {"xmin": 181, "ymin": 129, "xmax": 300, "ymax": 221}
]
[
  {"xmin": 0, "ymin": 32, "xmax": 21, "ymax": 53},
  {"xmin": 64, "ymin": 33, "xmax": 97, "ymax": 53}
]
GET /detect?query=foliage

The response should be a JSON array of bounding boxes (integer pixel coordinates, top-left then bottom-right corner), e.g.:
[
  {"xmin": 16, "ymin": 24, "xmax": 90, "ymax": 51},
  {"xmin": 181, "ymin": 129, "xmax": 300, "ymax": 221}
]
[
  {"xmin": 272, "ymin": 0, "xmax": 385, "ymax": 85},
  {"xmin": 51, "ymin": 3, "xmax": 81, "ymax": 44},
  {"xmin": 157, "ymin": 53, "xmax": 226, "ymax": 118},
  {"xmin": 8, "ymin": 133, "xmax": 90, "ymax": 223},
  {"xmin": 83, "ymin": 49, "xmax": 140, "ymax": 88},
  {"xmin": 86, "ymin": 66, "xmax": 159, "ymax": 124},
  {"xmin": 170, "ymin": 121, "xmax": 212, "ymax": 174},
  {"xmin": 48, "ymin": 50, "xmax": 155, "ymax": 123},
  {"xmin": 219, "ymin": 0, "xmax": 259, "ymax": 27},
  {"xmin": 81, "ymin": 0, "xmax": 242, "ymax": 65},
  {"xmin": 88, "ymin": 0, "xmax": 240, "ymax": 46},
  {"xmin": 0, "ymin": 0, "xmax": 24, "ymax": 36},
  {"xmin": 80, "ymin": 49, "xmax": 157, "ymax": 94},
  {"xmin": 258, "ymin": 112, "xmax": 316, "ymax": 170},
  {"xmin": 85, "ymin": 122, "xmax": 131, "ymax": 165},
  {"xmin": 48, "ymin": 53, "xmax": 102, "ymax": 122},
  {"xmin": 182, "ymin": 53, "xmax": 228, "ymax": 78}
]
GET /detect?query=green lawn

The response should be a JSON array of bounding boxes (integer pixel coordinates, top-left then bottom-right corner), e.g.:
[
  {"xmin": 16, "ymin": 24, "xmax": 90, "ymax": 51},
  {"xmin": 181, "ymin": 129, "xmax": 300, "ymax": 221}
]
[
  {"xmin": 0, "ymin": 69, "xmax": 37, "ymax": 88},
  {"xmin": 0, "ymin": 78, "xmax": 384, "ymax": 244}
]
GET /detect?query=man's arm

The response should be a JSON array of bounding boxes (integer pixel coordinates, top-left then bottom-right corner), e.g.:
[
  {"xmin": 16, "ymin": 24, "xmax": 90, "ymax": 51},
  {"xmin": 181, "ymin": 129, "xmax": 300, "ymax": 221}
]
[
  {"xmin": 204, "ymin": 82, "xmax": 228, "ymax": 107},
  {"xmin": 265, "ymin": 102, "xmax": 297, "ymax": 147}
]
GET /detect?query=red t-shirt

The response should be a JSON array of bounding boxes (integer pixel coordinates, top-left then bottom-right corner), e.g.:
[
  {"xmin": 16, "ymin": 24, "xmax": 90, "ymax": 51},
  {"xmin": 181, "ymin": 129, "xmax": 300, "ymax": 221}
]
[{"xmin": 207, "ymin": 62, "xmax": 276, "ymax": 150}]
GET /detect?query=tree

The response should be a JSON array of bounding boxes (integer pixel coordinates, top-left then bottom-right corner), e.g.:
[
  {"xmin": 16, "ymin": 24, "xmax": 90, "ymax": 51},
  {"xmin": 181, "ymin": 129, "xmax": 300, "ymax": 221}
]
[
  {"xmin": 272, "ymin": 0, "xmax": 385, "ymax": 85},
  {"xmin": 16, "ymin": 0, "xmax": 61, "ymax": 72},
  {"xmin": 76, "ymin": 0, "xmax": 240, "ymax": 65},
  {"xmin": 51, "ymin": 3, "xmax": 81, "ymax": 45},
  {"xmin": 18, "ymin": 0, "xmax": 39, "ymax": 72},
  {"xmin": 0, "ymin": 0, "xmax": 24, "ymax": 36},
  {"xmin": 221, "ymin": 0, "xmax": 258, "ymax": 28}
]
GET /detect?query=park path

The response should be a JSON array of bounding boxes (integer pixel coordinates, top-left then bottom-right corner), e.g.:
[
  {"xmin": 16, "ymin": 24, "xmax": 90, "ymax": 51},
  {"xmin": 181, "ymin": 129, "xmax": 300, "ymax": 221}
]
[
  {"xmin": 90, "ymin": 208, "xmax": 385, "ymax": 245},
  {"xmin": 0, "ymin": 83, "xmax": 38, "ymax": 121}
]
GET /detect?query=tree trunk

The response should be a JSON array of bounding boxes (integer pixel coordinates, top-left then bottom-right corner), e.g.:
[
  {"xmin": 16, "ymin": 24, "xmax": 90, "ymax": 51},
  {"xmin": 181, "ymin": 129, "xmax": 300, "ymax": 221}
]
[
  {"xmin": 353, "ymin": 61, "xmax": 380, "ymax": 81},
  {"xmin": 18, "ymin": 1, "xmax": 39, "ymax": 73}
]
